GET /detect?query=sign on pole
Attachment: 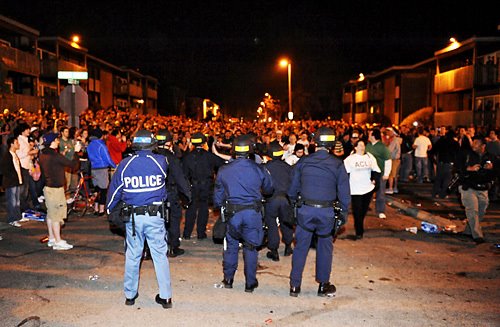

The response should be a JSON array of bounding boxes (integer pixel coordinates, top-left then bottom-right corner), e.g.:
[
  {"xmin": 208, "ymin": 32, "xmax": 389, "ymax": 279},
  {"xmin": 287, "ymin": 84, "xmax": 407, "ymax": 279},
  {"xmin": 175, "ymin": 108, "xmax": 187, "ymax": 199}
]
[{"xmin": 58, "ymin": 71, "xmax": 88, "ymax": 127}]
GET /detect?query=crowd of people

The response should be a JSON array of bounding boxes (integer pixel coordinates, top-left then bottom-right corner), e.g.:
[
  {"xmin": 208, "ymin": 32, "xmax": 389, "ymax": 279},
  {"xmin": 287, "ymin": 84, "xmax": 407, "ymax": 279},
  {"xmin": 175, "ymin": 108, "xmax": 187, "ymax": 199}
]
[{"xmin": 0, "ymin": 105, "xmax": 499, "ymax": 305}]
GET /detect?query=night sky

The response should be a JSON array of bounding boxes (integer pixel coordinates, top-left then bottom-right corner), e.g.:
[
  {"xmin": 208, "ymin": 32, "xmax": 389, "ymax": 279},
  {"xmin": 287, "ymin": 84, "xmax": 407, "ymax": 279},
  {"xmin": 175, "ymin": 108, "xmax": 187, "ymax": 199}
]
[{"xmin": 4, "ymin": 1, "xmax": 500, "ymax": 117}]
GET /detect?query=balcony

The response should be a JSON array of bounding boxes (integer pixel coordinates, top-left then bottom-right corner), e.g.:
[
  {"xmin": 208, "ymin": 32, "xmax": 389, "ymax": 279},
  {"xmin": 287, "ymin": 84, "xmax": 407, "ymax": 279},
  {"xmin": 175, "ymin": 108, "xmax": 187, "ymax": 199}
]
[
  {"xmin": 146, "ymin": 87, "xmax": 157, "ymax": 99},
  {"xmin": 0, "ymin": 44, "xmax": 40, "ymax": 76},
  {"xmin": 129, "ymin": 84, "xmax": 143, "ymax": 98},
  {"xmin": 355, "ymin": 89, "xmax": 368, "ymax": 103},
  {"xmin": 0, "ymin": 93, "xmax": 41, "ymax": 112},
  {"xmin": 434, "ymin": 66, "xmax": 474, "ymax": 94},
  {"xmin": 342, "ymin": 92, "xmax": 352, "ymax": 104},
  {"xmin": 40, "ymin": 59, "xmax": 86, "ymax": 77}
]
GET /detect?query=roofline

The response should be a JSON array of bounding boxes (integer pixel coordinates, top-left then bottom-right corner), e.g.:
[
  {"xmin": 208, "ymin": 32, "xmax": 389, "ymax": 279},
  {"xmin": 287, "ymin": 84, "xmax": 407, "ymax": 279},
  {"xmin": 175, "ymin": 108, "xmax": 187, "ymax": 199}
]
[
  {"xmin": 86, "ymin": 54, "xmax": 123, "ymax": 72},
  {"xmin": 435, "ymin": 36, "xmax": 500, "ymax": 56},
  {"xmin": 0, "ymin": 15, "xmax": 40, "ymax": 36},
  {"xmin": 38, "ymin": 36, "xmax": 88, "ymax": 53}
]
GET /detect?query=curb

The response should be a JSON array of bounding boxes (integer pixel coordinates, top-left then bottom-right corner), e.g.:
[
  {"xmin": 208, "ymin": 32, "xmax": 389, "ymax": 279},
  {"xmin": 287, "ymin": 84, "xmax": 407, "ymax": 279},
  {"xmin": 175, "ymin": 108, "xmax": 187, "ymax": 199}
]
[{"xmin": 386, "ymin": 195, "xmax": 466, "ymax": 233}]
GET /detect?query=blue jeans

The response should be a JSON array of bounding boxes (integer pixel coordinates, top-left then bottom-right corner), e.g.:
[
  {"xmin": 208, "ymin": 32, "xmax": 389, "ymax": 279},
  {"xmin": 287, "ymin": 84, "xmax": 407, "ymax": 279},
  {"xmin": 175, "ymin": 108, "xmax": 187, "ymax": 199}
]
[
  {"xmin": 6, "ymin": 186, "xmax": 22, "ymax": 223},
  {"xmin": 375, "ymin": 175, "xmax": 387, "ymax": 214},
  {"xmin": 414, "ymin": 157, "xmax": 429, "ymax": 183},
  {"xmin": 400, "ymin": 152, "xmax": 413, "ymax": 182}
]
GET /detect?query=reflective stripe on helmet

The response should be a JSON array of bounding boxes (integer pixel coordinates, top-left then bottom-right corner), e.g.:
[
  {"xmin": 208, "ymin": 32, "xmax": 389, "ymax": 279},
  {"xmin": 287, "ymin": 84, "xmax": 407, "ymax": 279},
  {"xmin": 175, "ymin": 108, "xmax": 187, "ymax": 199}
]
[
  {"xmin": 272, "ymin": 150, "xmax": 284, "ymax": 157},
  {"xmin": 134, "ymin": 136, "xmax": 152, "ymax": 143},
  {"xmin": 319, "ymin": 135, "xmax": 335, "ymax": 142},
  {"xmin": 235, "ymin": 145, "xmax": 250, "ymax": 152},
  {"xmin": 191, "ymin": 138, "xmax": 203, "ymax": 143}
]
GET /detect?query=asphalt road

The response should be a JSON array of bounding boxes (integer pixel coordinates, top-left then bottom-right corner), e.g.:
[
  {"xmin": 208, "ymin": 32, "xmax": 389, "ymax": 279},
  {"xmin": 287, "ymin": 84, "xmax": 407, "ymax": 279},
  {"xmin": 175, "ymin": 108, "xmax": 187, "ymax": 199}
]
[{"xmin": 0, "ymin": 183, "xmax": 499, "ymax": 327}]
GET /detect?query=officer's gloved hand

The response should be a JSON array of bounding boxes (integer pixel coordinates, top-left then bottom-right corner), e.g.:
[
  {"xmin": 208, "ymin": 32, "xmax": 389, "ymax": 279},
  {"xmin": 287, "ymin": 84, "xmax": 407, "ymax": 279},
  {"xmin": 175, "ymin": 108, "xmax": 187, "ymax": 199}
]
[
  {"xmin": 182, "ymin": 200, "xmax": 192, "ymax": 210},
  {"xmin": 338, "ymin": 212, "xmax": 348, "ymax": 226}
]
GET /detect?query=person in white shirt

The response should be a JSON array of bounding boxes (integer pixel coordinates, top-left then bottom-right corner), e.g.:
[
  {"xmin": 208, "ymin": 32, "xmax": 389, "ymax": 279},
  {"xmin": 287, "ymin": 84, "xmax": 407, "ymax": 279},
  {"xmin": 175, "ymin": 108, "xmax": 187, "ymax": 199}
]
[
  {"xmin": 15, "ymin": 123, "xmax": 39, "ymax": 211},
  {"xmin": 282, "ymin": 133, "xmax": 297, "ymax": 161},
  {"xmin": 285, "ymin": 143, "xmax": 305, "ymax": 166},
  {"xmin": 412, "ymin": 127, "xmax": 432, "ymax": 183},
  {"xmin": 344, "ymin": 140, "xmax": 381, "ymax": 239},
  {"xmin": 297, "ymin": 132, "xmax": 310, "ymax": 155}
]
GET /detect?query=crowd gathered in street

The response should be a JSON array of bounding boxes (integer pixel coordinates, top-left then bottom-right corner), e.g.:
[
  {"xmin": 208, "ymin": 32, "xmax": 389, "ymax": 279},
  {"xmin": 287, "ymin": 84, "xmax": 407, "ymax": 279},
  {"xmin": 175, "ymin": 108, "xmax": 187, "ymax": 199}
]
[{"xmin": 1, "ymin": 105, "xmax": 499, "ymax": 307}]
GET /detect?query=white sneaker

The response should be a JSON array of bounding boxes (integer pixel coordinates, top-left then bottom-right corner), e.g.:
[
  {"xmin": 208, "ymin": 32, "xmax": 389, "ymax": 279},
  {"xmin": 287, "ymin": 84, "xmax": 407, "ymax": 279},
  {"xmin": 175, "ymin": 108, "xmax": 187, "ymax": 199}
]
[
  {"xmin": 385, "ymin": 189, "xmax": 394, "ymax": 194},
  {"xmin": 378, "ymin": 213, "xmax": 387, "ymax": 219},
  {"xmin": 47, "ymin": 239, "xmax": 56, "ymax": 247},
  {"xmin": 9, "ymin": 221, "xmax": 22, "ymax": 227},
  {"xmin": 19, "ymin": 217, "xmax": 30, "ymax": 222},
  {"xmin": 53, "ymin": 240, "xmax": 73, "ymax": 250}
]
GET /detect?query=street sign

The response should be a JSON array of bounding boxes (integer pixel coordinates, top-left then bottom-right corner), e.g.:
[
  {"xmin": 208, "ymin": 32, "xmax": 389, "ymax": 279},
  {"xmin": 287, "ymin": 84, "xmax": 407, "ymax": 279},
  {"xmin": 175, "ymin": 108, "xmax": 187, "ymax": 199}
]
[
  {"xmin": 60, "ymin": 85, "xmax": 88, "ymax": 127},
  {"xmin": 57, "ymin": 71, "xmax": 88, "ymax": 80}
]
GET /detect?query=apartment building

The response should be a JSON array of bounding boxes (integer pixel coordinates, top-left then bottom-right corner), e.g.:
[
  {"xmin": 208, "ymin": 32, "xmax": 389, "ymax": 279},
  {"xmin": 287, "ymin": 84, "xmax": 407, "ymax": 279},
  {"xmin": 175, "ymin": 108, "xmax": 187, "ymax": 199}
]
[
  {"xmin": 342, "ymin": 37, "xmax": 500, "ymax": 128},
  {"xmin": 0, "ymin": 15, "xmax": 159, "ymax": 115},
  {"xmin": 0, "ymin": 15, "xmax": 40, "ymax": 112}
]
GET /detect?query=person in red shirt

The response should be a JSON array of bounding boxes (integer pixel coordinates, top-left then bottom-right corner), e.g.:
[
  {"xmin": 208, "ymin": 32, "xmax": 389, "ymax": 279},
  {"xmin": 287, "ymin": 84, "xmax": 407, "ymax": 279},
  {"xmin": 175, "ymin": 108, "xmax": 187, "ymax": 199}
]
[{"xmin": 107, "ymin": 128, "xmax": 127, "ymax": 167}]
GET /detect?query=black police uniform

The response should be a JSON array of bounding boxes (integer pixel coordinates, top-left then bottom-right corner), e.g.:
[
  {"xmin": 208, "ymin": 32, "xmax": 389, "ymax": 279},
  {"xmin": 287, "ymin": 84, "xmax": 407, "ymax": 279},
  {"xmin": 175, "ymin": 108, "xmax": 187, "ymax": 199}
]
[
  {"xmin": 263, "ymin": 143, "xmax": 294, "ymax": 261},
  {"xmin": 287, "ymin": 127, "xmax": 351, "ymax": 297},
  {"xmin": 182, "ymin": 133, "xmax": 225, "ymax": 239},
  {"xmin": 157, "ymin": 144, "xmax": 191, "ymax": 256}
]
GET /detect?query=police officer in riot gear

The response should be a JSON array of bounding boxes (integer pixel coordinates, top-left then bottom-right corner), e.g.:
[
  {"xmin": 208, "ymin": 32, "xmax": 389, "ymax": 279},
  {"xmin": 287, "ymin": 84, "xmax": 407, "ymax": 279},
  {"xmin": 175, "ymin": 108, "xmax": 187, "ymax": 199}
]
[
  {"xmin": 182, "ymin": 132, "xmax": 225, "ymax": 239},
  {"xmin": 107, "ymin": 129, "xmax": 174, "ymax": 309},
  {"xmin": 156, "ymin": 129, "xmax": 192, "ymax": 257},
  {"xmin": 263, "ymin": 141, "xmax": 294, "ymax": 261},
  {"xmin": 287, "ymin": 127, "xmax": 351, "ymax": 297},
  {"xmin": 214, "ymin": 135, "xmax": 274, "ymax": 292}
]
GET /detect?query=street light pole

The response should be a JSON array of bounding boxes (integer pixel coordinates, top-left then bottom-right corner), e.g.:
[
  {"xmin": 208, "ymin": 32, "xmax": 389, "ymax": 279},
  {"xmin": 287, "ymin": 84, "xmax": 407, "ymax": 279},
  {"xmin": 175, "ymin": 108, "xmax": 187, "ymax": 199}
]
[
  {"xmin": 287, "ymin": 62, "xmax": 292, "ymax": 119},
  {"xmin": 279, "ymin": 58, "xmax": 293, "ymax": 120}
]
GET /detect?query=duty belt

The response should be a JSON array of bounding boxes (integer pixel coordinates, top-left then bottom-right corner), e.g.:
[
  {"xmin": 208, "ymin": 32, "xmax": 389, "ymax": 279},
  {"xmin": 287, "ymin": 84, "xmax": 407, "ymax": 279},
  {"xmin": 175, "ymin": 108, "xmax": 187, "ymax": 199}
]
[
  {"xmin": 132, "ymin": 204, "xmax": 163, "ymax": 216},
  {"xmin": 226, "ymin": 202, "xmax": 262, "ymax": 213},
  {"xmin": 301, "ymin": 198, "xmax": 334, "ymax": 208}
]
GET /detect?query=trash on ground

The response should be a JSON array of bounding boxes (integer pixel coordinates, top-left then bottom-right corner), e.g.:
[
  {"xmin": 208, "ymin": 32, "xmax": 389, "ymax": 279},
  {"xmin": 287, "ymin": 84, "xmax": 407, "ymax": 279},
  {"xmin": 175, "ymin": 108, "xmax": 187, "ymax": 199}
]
[
  {"xmin": 22, "ymin": 209, "xmax": 46, "ymax": 221},
  {"xmin": 405, "ymin": 227, "xmax": 418, "ymax": 234},
  {"xmin": 265, "ymin": 318, "xmax": 273, "ymax": 324},
  {"xmin": 415, "ymin": 203, "xmax": 422, "ymax": 207},
  {"xmin": 88, "ymin": 275, "xmax": 99, "ymax": 281},
  {"xmin": 444, "ymin": 225, "xmax": 457, "ymax": 233},
  {"xmin": 421, "ymin": 221, "xmax": 441, "ymax": 233},
  {"xmin": 433, "ymin": 202, "xmax": 441, "ymax": 206},
  {"xmin": 415, "ymin": 250, "xmax": 422, "ymax": 254},
  {"xmin": 213, "ymin": 283, "xmax": 224, "ymax": 288}
]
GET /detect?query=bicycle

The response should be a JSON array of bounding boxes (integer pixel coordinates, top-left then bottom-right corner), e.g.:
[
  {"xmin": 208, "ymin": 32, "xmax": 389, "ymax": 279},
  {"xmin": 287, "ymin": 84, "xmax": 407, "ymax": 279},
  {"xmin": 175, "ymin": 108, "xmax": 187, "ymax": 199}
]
[{"xmin": 67, "ymin": 171, "xmax": 96, "ymax": 217}]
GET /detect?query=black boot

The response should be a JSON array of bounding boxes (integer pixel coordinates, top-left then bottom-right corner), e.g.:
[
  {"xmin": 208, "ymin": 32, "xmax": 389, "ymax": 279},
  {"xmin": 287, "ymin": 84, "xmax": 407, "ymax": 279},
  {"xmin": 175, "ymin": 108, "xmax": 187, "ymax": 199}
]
[
  {"xmin": 289, "ymin": 285, "xmax": 301, "ymax": 297},
  {"xmin": 245, "ymin": 280, "xmax": 259, "ymax": 293},
  {"xmin": 317, "ymin": 282, "xmax": 336, "ymax": 297},
  {"xmin": 284, "ymin": 244, "xmax": 293, "ymax": 256},
  {"xmin": 155, "ymin": 294, "xmax": 172, "ymax": 309},
  {"xmin": 222, "ymin": 278, "xmax": 233, "ymax": 288},
  {"xmin": 167, "ymin": 246, "xmax": 185, "ymax": 257},
  {"xmin": 266, "ymin": 249, "xmax": 279, "ymax": 261}
]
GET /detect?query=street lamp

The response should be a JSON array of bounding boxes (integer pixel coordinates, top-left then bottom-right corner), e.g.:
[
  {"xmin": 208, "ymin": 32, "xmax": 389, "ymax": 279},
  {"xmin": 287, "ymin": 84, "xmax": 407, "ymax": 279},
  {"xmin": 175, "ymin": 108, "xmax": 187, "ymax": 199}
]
[{"xmin": 279, "ymin": 58, "xmax": 292, "ymax": 120}]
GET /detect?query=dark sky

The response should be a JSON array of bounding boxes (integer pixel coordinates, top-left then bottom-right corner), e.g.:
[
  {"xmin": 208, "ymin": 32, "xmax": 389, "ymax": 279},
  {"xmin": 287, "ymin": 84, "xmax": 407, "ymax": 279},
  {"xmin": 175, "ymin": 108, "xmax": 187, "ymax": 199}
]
[{"xmin": 4, "ymin": 1, "xmax": 500, "ymax": 116}]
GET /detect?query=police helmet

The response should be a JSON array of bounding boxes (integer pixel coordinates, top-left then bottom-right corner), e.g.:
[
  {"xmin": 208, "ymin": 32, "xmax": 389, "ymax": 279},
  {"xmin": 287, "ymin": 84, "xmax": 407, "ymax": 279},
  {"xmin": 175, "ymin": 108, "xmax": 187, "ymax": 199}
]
[
  {"xmin": 155, "ymin": 128, "xmax": 172, "ymax": 146},
  {"xmin": 267, "ymin": 141, "xmax": 284, "ymax": 160},
  {"xmin": 314, "ymin": 127, "xmax": 336, "ymax": 148},
  {"xmin": 232, "ymin": 135, "xmax": 253, "ymax": 157},
  {"xmin": 132, "ymin": 129, "xmax": 157, "ymax": 150},
  {"xmin": 191, "ymin": 132, "xmax": 207, "ymax": 146}
]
